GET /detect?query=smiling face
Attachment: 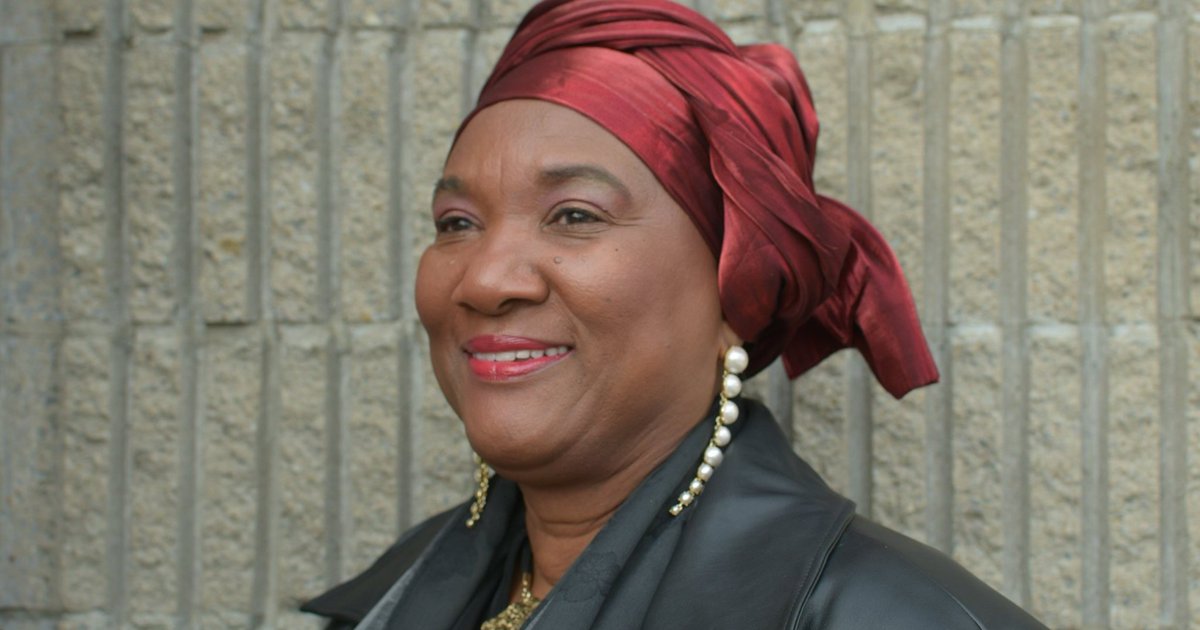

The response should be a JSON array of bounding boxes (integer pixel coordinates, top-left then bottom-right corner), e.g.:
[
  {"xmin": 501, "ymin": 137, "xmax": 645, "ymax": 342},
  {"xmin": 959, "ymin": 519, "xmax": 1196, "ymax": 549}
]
[{"xmin": 416, "ymin": 100, "xmax": 732, "ymax": 484}]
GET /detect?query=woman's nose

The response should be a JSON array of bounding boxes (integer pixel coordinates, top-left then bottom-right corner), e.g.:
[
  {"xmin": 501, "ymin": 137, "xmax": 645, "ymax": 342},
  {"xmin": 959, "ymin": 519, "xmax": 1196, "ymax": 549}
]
[{"xmin": 450, "ymin": 226, "xmax": 550, "ymax": 316}]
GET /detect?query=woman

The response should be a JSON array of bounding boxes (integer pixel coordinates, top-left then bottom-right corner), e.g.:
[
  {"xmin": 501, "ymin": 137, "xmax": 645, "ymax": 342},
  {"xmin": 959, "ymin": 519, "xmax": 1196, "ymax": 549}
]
[{"xmin": 303, "ymin": 1, "xmax": 1046, "ymax": 627}]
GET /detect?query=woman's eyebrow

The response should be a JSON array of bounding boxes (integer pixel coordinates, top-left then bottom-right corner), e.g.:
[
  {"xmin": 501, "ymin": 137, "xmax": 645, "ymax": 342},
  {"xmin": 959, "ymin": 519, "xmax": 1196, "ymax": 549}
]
[
  {"xmin": 539, "ymin": 164, "xmax": 632, "ymax": 204},
  {"xmin": 432, "ymin": 176, "xmax": 466, "ymax": 201},
  {"xmin": 433, "ymin": 167, "xmax": 632, "ymax": 203}
]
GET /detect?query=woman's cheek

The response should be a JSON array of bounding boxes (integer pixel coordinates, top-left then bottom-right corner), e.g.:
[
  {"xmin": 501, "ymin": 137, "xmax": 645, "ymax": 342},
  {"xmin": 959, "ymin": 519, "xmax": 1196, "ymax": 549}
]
[{"xmin": 414, "ymin": 251, "xmax": 451, "ymax": 328}]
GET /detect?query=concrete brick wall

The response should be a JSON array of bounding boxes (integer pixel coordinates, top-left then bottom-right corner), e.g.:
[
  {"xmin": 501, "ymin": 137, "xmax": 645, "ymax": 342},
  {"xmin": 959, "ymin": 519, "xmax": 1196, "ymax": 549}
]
[{"xmin": 0, "ymin": 0, "xmax": 1196, "ymax": 627}]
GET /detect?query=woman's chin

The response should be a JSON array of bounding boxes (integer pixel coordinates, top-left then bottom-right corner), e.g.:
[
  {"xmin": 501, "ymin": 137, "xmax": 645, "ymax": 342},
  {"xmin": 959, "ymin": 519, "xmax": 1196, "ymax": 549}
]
[{"xmin": 462, "ymin": 417, "xmax": 568, "ymax": 475}]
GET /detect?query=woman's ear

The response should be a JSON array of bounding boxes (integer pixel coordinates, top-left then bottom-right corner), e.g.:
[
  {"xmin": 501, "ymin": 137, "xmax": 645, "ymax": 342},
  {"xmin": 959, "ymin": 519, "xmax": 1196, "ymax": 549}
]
[{"xmin": 718, "ymin": 321, "xmax": 743, "ymax": 353}]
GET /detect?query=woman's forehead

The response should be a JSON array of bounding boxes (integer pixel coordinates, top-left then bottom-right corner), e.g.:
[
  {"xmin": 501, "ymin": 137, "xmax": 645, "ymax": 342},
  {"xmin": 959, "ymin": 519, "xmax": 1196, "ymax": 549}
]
[
  {"xmin": 433, "ymin": 164, "xmax": 633, "ymax": 207},
  {"xmin": 442, "ymin": 100, "xmax": 661, "ymax": 195}
]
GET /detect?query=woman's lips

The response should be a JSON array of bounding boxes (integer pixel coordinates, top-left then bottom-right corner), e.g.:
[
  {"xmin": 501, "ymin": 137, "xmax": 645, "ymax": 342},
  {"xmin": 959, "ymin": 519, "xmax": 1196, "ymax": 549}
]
[{"xmin": 463, "ymin": 336, "xmax": 573, "ymax": 381}]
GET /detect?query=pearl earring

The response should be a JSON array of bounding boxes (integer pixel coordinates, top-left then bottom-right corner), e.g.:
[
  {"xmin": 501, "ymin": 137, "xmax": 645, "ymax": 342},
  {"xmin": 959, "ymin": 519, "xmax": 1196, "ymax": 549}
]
[
  {"xmin": 669, "ymin": 345, "xmax": 748, "ymax": 516},
  {"xmin": 466, "ymin": 453, "xmax": 492, "ymax": 528}
]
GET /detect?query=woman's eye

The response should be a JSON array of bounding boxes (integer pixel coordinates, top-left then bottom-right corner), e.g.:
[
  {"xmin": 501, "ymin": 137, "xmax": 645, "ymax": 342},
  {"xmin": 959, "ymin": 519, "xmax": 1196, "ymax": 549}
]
[
  {"xmin": 434, "ymin": 215, "xmax": 475, "ymax": 233},
  {"xmin": 551, "ymin": 207, "xmax": 602, "ymax": 225}
]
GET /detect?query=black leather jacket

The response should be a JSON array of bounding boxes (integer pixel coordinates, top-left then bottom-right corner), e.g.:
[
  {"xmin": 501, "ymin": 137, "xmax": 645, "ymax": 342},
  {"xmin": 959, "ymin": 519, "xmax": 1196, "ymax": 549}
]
[{"xmin": 303, "ymin": 400, "xmax": 1046, "ymax": 629}]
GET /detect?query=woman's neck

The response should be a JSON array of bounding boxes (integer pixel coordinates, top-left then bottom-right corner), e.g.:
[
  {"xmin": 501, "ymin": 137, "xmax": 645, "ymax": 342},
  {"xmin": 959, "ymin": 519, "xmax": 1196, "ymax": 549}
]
[
  {"xmin": 516, "ymin": 431, "xmax": 681, "ymax": 598},
  {"xmin": 498, "ymin": 390, "xmax": 721, "ymax": 599},
  {"xmin": 521, "ymin": 487, "xmax": 623, "ymax": 597}
]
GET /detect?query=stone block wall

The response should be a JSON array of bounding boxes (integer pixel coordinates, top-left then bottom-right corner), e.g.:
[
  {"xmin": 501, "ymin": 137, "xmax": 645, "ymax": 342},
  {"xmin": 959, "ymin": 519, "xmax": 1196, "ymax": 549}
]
[{"xmin": 0, "ymin": 0, "xmax": 1197, "ymax": 627}]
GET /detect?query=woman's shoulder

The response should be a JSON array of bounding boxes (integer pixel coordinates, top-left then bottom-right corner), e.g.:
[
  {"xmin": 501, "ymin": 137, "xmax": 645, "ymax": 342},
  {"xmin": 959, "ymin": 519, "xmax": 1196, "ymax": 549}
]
[
  {"xmin": 799, "ymin": 516, "xmax": 1049, "ymax": 629},
  {"xmin": 300, "ymin": 507, "xmax": 459, "ymax": 626},
  {"xmin": 651, "ymin": 402, "xmax": 1046, "ymax": 629}
]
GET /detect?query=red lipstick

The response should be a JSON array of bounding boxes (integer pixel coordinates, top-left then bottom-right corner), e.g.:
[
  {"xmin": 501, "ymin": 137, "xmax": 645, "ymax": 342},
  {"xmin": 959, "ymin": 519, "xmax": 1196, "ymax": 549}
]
[{"xmin": 464, "ymin": 335, "xmax": 572, "ymax": 381}]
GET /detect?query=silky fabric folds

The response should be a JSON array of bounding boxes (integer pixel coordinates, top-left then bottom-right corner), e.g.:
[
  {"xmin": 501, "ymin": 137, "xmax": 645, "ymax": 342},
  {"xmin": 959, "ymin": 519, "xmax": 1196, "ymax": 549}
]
[{"xmin": 460, "ymin": 0, "xmax": 938, "ymax": 397}]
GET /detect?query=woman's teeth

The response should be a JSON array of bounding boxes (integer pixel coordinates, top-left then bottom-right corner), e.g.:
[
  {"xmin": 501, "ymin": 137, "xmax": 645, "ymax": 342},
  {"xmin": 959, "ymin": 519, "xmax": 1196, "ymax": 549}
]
[{"xmin": 471, "ymin": 346, "xmax": 570, "ymax": 362}]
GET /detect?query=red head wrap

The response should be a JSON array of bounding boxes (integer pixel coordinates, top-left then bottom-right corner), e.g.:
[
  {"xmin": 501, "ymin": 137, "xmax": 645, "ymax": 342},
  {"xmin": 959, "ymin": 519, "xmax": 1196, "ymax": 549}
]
[{"xmin": 461, "ymin": 0, "xmax": 938, "ymax": 398}]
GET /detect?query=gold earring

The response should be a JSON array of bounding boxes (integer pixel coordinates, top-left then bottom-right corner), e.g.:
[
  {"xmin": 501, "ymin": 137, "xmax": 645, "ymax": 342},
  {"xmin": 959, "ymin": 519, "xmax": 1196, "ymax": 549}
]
[{"xmin": 466, "ymin": 453, "xmax": 492, "ymax": 528}]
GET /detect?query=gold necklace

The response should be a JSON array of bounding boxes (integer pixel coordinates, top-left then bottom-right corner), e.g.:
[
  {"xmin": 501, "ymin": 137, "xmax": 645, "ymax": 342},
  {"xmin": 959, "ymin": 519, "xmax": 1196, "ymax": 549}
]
[{"xmin": 481, "ymin": 572, "xmax": 541, "ymax": 630}]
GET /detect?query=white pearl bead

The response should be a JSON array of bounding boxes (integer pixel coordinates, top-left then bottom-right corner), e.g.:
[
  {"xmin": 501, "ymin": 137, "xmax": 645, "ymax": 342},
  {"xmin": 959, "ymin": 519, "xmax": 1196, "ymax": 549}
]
[
  {"xmin": 720, "ymin": 400, "xmax": 740, "ymax": 424},
  {"xmin": 722, "ymin": 373, "xmax": 742, "ymax": 398},
  {"xmin": 689, "ymin": 479, "xmax": 704, "ymax": 494},
  {"xmin": 678, "ymin": 491, "xmax": 694, "ymax": 506},
  {"xmin": 724, "ymin": 346, "xmax": 749, "ymax": 375},
  {"xmin": 669, "ymin": 504, "xmax": 683, "ymax": 516},
  {"xmin": 697, "ymin": 463, "xmax": 714, "ymax": 481},
  {"xmin": 713, "ymin": 425, "xmax": 731, "ymax": 447},
  {"xmin": 703, "ymin": 445, "xmax": 724, "ymax": 467}
]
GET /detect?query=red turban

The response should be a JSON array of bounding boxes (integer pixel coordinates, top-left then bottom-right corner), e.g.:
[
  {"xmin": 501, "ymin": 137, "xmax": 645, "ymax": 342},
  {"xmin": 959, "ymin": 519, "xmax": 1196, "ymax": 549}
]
[{"xmin": 460, "ymin": 0, "xmax": 938, "ymax": 398}]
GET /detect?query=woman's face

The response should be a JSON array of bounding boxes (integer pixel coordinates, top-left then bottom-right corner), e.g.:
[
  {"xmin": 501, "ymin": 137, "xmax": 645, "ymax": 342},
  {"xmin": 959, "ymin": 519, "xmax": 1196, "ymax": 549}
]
[{"xmin": 417, "ymin": 100, "xmax": 730, "ymax": 482}]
